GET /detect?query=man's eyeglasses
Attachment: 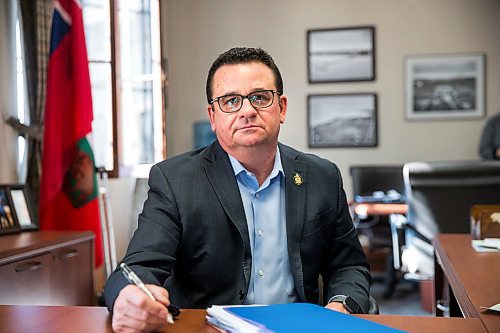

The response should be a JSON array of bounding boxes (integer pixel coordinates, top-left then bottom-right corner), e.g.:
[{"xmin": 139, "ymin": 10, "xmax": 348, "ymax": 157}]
[{"xmin": 209, "ymin": 90, "xmax": 281, "ymax": 113}]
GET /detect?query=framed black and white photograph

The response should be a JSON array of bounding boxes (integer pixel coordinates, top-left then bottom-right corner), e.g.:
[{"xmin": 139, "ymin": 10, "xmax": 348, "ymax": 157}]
[
  {"xmin": 405, "ymin": 53, "xmax": 485, "ymax": 120},
  {"xmin": 0, "ymin": 185, "xmax": 20, "ymax": 235},
  {"xmin": 307, "ymin": 26, "xmax": 375, "ymax": 83},
  {"xmin": 8, "ymin": 184, "xmax": 38, "ymax": 230},
  {"xmin": 308, "ymin": 93, "xmax": 377, "ymax": 147}
]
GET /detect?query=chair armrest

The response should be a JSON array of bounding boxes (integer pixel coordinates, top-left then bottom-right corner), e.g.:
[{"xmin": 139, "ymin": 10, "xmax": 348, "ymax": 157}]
[{"xmin": 388, "ymin": 214, "xmax": 407, "ymax": 270}]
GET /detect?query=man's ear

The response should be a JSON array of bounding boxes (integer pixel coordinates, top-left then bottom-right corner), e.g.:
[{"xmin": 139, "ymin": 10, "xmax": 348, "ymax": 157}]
[
  {"xmin": 206, "ymin": 104, "xmax": 216, "ymax": 132},
  {"xmin": 278, "ymin": 94, "xmax": 287, "ymax": 124}
]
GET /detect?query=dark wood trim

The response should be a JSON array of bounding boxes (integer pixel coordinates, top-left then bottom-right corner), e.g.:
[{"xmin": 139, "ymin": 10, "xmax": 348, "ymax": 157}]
[{"xmin": 108, "ymin": 0, "xmax": 119, "ymax": 178}]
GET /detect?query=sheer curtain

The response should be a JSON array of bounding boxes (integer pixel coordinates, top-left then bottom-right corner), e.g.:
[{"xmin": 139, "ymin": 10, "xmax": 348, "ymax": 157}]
[{"xmin": 15, "ymin": 0, "xmax": 52, "ymax": 210}]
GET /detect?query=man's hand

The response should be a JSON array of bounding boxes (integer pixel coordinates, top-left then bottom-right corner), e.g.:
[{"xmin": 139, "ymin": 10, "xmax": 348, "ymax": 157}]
[
  {"xmin": 325, "ymin": 301, "xmax": 350, "ymax": 314},
  {"xmin": 111, "ymin": 284, "xmax": 172, "ymax": 333}
]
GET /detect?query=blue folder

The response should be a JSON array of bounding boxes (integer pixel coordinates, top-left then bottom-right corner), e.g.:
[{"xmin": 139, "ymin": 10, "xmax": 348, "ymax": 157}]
[{"xmin": 226, "ymin": 303, "xmax": 406, "ymax": 333}]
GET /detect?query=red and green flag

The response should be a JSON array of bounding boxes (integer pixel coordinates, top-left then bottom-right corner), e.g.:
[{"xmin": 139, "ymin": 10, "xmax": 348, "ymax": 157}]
[{"xmin": 40, "ymin": 0, "xmax": 103, "ymax": 267}]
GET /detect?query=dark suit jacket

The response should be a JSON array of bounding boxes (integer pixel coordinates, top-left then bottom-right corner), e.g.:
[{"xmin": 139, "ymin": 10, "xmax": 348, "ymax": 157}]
[
  {"xmin": 479, "ymin": 113, "xmax": 500, "ymax": 159},
  {"xmin": 104, "ymin": 141, "xmax": 371, "ymax": 312}
]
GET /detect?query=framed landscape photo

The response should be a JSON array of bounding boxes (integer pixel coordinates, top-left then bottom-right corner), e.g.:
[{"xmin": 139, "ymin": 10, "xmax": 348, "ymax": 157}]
[
  {"xmin": 405, "ymin": 53, "xmax": 485, "ymax": 120},
  {"xmin": 8, "ymin": 184, "xmax": 38, "ymax": 230},
  {"xmin": 0, "ymin": 185, "xmax": 21, "ymax": 235},
  {"xmin": 308, "ymin": 93, "xmax": 378, "ymax": 148},
  {"xmin": 307, "ymin": 26, "xmax": 375, "ymax": 83}
]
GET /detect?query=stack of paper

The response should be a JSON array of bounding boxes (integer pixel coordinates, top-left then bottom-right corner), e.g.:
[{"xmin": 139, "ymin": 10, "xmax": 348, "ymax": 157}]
[
  {"xmin": 472, "ymin": 238, "xmax": 500, "ymax": 252},
  {"xmin": 206, "ymin": 305, "xmax": 271, "ymax": 333},
  {"xmin": 206, "ymin": 303, "xmax": 406, "ymax": 333}
]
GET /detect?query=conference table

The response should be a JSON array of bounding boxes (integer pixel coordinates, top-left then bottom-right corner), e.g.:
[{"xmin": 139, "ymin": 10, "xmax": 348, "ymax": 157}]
[
  {"xmin": 0, "ymin": 304, "xmax": 487, "ymax": 333},
  {"xmin": 434, "ymin": 234, "xmax": 500, "ymax": 333},
  {"xmin": 352, "ymin": 202, "xmax": 408, "ymax": 217}
]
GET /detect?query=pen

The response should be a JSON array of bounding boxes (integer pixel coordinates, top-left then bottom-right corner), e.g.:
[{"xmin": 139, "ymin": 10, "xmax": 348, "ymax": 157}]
[{"xmin": 120, "ymin": 262, "xmax": 175, "ymax": 324}]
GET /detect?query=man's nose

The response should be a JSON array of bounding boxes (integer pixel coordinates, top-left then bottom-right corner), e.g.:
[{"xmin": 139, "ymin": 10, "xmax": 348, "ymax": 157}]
[{"xmin": 239, "ymin": 98, "xmax": 257, "ymax": 117}]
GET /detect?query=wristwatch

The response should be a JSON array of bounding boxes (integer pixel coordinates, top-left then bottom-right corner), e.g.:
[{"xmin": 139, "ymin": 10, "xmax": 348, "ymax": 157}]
[{"xmin": 329, "ymin": 295, "xmax": 362, "ymax": 314}]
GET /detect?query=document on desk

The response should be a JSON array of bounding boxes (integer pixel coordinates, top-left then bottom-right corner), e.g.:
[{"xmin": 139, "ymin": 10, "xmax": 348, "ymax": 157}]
[
  {"xmin": 471, "ymin": 238, "xmax": 500, "ymax": 252},
  {"xmin": 206, "ymin": 303, "xmax": 406, "ymax": 333},
  {"xmin": 482, "ymin": 303, "xmax": 500, "ymax": 313}
]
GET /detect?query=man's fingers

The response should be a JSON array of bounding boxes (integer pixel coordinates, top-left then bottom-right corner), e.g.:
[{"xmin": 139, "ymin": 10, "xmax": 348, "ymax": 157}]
[
  {"xmin": 147, "ymin": 284, "xmax": 170, "ymax": 307},
  {"xmin": 112, "ymin": 285, "xmax": 171, "ymax": 332}
]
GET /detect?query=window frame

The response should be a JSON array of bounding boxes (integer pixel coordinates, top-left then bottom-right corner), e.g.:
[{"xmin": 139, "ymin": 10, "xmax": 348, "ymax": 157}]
[{"xmin": 84, "ymin": 0, "xmax": 166, "ymax": 178}]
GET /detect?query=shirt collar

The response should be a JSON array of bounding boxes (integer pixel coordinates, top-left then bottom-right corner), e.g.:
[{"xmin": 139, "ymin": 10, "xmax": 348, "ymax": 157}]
[{"xmin": 228, "ymin": 147, "xmax": 284, "ymax": 179}]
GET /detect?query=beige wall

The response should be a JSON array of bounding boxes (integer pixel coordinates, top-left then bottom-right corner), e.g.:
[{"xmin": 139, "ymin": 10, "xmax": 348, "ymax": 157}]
[{"xmin": 162, "ymin": 0, "xmax": 500, "ymax": 198}]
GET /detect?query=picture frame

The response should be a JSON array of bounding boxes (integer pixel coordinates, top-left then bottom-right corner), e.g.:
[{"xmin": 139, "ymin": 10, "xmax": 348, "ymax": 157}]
[
  {"xmin": 0, "ymin": 185, "xmax": 21, "ymax": 235},
  {"xmin": 307, "ymin": 26, "xmax": 375, "ymax": 83},
  {"xmin": 405, "ymin": 53, "xmax": 485, "ymax": 120},
  {"xmin": 308, "ymin": 93, "xmax": 378, "ymax": 148},
  {"xmin": 8, "ymin": 184, "xmax": 38, "ymax": 230}
]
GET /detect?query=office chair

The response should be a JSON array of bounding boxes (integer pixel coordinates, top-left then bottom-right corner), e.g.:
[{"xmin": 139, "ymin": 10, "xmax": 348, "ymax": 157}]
[
  {"xmin": 350, "ymin": 165, "xmax": 405, "ymax": 200},
  {"xmin": 350, "ymin": 165, "xmax": 405, "ymax": 248},
  {"xmin": 349, "ymin": 165, "xmax": 404, "ymax": 297},
  {"xmin": 392, "ymin": 160, "xmax": 500, "ymax": 280}
]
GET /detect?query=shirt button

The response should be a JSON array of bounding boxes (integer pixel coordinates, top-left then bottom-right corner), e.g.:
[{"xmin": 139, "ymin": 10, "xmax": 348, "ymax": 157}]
[
  {"xmin": 258, "ymin": 269, "xmax": 264, "ymax": 277},
  {"xmin": 258, "ymin": 229, "xmax": 263, "ymax": 237},
  {"xmin": 255, "ymin": 193, "xmax": 260, "ymax": 198}
]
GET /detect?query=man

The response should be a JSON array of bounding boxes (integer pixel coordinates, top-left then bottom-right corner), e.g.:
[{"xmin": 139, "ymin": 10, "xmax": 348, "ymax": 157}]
[
  {"xmin": 104, "ymin": 47, "xmax": 371, "ymax": 332},
  {"xmin": 479, "ymin": 112, "xmax": 500, "ymax": 160}
]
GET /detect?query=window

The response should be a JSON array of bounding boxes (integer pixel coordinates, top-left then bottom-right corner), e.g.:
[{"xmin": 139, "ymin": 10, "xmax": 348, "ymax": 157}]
[
  {"xmin": 15, "ymin": 18, "xmax": 28, "ymax": 181},
  {"xmin": 82, "ymin": 0, "xmax": 164, "ymax": 177}
]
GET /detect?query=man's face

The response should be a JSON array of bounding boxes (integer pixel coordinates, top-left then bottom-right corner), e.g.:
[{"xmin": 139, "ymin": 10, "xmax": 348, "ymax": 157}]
[{"xmin": 207, "ymin": 62, "xmax": 287, "ymax": 153}]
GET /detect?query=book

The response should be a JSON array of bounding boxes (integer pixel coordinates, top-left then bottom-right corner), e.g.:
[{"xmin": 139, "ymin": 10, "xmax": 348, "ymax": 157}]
[{"xmin": 206, "ymin": 303, "xmax": 406, "ymax": 333}]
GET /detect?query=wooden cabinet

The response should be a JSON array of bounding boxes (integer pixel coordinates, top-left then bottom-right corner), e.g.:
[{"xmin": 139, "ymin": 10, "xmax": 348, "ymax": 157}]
[{"xmin": 0, "ymin": 231, "xmax": 94, "ymax": 306}]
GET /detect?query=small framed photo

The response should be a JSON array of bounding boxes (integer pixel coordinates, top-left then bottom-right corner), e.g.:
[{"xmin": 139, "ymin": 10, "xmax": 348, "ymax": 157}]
[
  {"xmin": 307, "ymin": 26, "xmax": 375, "ymax": 83},
  {"xmin": 8, "ymin": 184, "xmax": 38, "ymax": 230},
  {"xmin": 308, "ymin": 93, "xmax": 378, "ymax": 147},
  {"xmin": 405, "ymin": 53, "xmax": 485, "ymax": 120},
  {"xmin": 0, "ymin": 185, "xmax": 21, "ymax": 235}
]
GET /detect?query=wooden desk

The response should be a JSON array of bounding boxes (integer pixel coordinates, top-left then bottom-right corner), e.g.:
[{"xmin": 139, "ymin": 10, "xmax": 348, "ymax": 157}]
[
  {"xmin": 353, "ymin": 203, "xmax": 408, "ymax": 217},
  {"xmin": 0, "ymin": 305, "xmax": 487, "ymax": 333},
  {"xmin": 434, "ymin": 234, "xmax": 500, "ymax": 332}
]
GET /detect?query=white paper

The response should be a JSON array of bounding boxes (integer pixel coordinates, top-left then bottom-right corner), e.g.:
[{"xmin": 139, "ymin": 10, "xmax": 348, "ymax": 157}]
[
  {"xmin": 206, "ymin": 305, "xmax": 269, "ymax": 333},
  {"xmin": 486, "ymin": 303, "xmax": 500, "ymax": 312},
  {"xmin": 471, "ymin": 239, "xmax": 500, "ymax": 252}
]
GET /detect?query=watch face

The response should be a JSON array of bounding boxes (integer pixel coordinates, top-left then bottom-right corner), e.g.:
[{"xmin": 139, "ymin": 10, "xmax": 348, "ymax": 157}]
[{"xmin": 345, "ymin": 296, "xmax": 362, "ymax": 314}]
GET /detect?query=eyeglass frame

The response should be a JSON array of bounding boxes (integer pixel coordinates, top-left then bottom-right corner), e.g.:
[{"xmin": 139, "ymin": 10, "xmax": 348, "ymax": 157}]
[{"xmin": 209, "ymin": 89, "xmax": 282, "ymax": 113}]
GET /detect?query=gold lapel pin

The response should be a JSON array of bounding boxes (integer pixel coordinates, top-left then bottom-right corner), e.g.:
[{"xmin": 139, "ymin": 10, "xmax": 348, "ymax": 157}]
[{"xmin": 293, "ymin": 173, "xmax": 303, "ymax": 186}]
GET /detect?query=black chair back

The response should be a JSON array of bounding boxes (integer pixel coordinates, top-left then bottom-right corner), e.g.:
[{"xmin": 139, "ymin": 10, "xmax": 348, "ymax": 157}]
[
  {"xmin": 350, "ymin": 165, "xmax": 404, "ymax": 198},
  {"xmin": 402, "ymin": 160, "xmax": 500, "ymax": 278},
  {"xmin": 405, "ymin": 160, "xmax": 500, "ymax": 239}
]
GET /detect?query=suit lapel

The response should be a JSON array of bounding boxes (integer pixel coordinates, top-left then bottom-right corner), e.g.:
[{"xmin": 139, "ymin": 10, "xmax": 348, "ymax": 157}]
[
  {"xmin": 202, "ymin": 142, "xmax": 252, "ymax": 285},
  {"xmin": 280, "ymin": 143, "xmax": 308, "ymax": 301}
]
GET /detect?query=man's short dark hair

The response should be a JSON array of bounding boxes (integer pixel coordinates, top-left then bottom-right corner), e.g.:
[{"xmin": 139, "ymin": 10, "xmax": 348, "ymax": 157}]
[{"xmin": 206, "ymin": 47, "xmax": 283, "ymax": 103}]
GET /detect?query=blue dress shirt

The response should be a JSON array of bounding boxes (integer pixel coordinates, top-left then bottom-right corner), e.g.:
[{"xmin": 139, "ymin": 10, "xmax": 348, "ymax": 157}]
[{"xmin": 228, "ymin": 149, "xmax": 298, "ymax": 304}]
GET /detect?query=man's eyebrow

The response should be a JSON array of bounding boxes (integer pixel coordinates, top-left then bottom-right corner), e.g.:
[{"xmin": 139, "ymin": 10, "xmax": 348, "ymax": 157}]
[
  {"xmin": 218, "ymin": 90, "xmax": 240, "ymax": 97},
  {"xmin": 218, "ymin": 88, "xmax": 270, "ymax": 97}
]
